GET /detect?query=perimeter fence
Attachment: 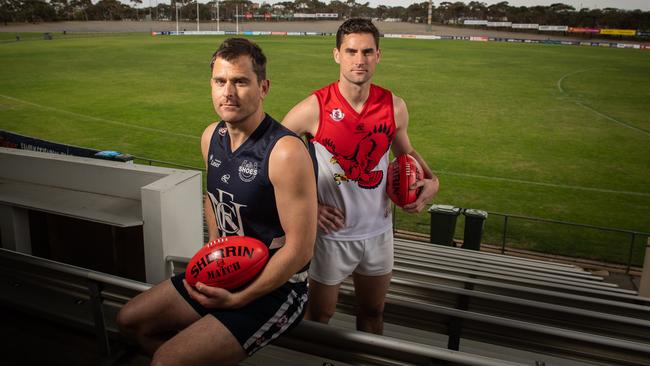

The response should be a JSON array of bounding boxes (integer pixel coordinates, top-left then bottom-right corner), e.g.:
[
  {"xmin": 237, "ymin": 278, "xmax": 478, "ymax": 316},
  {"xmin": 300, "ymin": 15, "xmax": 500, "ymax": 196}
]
[{"xmin": 481, "ymin": 212, "xmax": 649, "ymax": 272}]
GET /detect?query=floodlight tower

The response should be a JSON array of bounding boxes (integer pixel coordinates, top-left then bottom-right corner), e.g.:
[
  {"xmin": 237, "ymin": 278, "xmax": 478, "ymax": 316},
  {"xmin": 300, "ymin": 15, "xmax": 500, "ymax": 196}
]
[
  {"xmin": 197, "ymin": 0, "xmax": 200, "ymax": 31},
  {"xmin": 427, "ymin": 0, "xmax": 432, "ymax": 32},
  {"xmin": 175, "ymin": 0, "xmax": 179, "ymax": 34}
]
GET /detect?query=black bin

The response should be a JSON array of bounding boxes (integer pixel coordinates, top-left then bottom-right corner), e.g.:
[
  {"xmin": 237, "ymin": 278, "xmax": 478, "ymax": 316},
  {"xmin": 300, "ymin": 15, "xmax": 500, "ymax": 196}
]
[
  {"xmin": 462, "ymin": 209, "xmax": 488, "ymax": 250},
  {"xmin": 428, "ymin": 204, "xmax": 461, "ymax": 246}
]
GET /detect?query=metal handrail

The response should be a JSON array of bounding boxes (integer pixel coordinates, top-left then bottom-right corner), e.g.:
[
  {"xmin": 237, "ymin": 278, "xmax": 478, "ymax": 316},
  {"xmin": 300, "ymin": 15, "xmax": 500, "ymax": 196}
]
[
  {"xmin": 0, "ymin": 248, "xmax": 151, "ymax": 293},
  {"xmin": 279, "ymin": 320, "xmax": 527, "ymax": 366},
  {"xmin": 489, "ymin": 211, "xmax": 650, "ymax": 236},
  {"xmin": 488, "ymin": 211, "xmax": 650, "ymax": 273},
  {"xmin": 379, "ymin": 294, "xmax": 650, "ymax": 353},
  {"xmin": 387, "ymin": 276, "xmax": 650, "ymax": 328},
  {"xmin": 131, "ymin": 156, "xmax": 204, "ymax": 171}
]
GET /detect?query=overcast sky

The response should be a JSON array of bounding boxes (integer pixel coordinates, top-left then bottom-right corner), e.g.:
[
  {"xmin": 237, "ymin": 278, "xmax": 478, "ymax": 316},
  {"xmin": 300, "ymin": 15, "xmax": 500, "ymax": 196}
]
[{"xmin": 263, "ymin": 1, "xmax": 650, "ymax": 11}]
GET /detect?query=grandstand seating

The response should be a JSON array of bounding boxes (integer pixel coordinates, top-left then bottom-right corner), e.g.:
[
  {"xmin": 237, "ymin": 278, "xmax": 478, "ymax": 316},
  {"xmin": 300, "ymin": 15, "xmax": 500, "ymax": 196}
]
[
  {"xmin": 394, "ymin": 239, "xmax": 647, "ymax": 302},
  {"xmin": 2, "ymin": 235, "xmax": 650, "ymax": 365},
  {"xmin": 1, "ymin": 148, "xmax": 649, "ymax": 365},
  {"xmin": 0, "ymin": 248, "xmax": 526, "ymax": 366},
  {"xmin": 347, "ymin": 240, "xmax": 650, "ymax": 365}
]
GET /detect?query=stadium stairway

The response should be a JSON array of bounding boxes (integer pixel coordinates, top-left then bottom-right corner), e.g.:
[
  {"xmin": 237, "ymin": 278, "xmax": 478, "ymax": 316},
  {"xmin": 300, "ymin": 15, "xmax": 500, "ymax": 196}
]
[{"xmin": 2, "ymin": 235, "xmax": 650, "ymax": 365}]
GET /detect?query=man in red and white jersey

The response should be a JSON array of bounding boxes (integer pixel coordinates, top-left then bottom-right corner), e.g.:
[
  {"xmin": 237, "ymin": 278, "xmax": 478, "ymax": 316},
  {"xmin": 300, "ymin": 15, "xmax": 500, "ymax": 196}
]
[{"xmin": 283, "ymin": 18, "xmax": 439, "ymax": 334}]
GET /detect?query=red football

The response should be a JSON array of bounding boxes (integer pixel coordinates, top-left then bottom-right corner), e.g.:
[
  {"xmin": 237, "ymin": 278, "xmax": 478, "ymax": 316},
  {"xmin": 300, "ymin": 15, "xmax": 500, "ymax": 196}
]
[
  {"xmin": 185, "ymin": 236, "xmax": 269, "ymax": 290},
  {"xmin": 386, "ymin": 154, "xmax": 423, "ymax": 207}
]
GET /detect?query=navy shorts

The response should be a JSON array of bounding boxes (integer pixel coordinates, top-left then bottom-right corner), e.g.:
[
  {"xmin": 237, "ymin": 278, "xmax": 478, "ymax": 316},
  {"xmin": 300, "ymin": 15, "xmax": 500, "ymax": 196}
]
[{"xmin": 171, "ymin": 273, "xmax": 308, "ymax": 355}]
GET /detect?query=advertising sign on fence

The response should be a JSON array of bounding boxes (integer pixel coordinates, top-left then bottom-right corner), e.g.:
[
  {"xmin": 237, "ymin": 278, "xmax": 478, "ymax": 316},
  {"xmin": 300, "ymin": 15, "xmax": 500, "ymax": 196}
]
[
  {"xmin": 568, "ymin": 27, "xmax": 600, "ymax": 33},
  {"xmin": 464, "ymin": 20, "xmax": 488, "ymax": 25},
  {"xmin": 0, "ymin": 130, "xmax": 98, "ymax": 157},
  {"xmin": 0, "ymin": 130, "xmax": 134, "ymax": 162},
  {"xmin": 511, "ymin": 23, "xmax": 539, "ymax": 29},
  {"xmin": 538, "ymin": 25, "xmax": 568, "ymax": 32},
  {"xmin": 600, "ymin": 29, "xmax": 637, "ymax": 36},
  {"xmin": 180, "ymin": 31, "xmax": 226, "ymax": 36},
  {"xmin": 384, "ymin": 34, "xmax": 441, "ymax": 40},
  {"xmin": 293, "ymin": 13, "xmax": 338, "ymax": 19},
  {"xmin": 487, "ymin": 22, "xmax": 512, "ymax": 27}
]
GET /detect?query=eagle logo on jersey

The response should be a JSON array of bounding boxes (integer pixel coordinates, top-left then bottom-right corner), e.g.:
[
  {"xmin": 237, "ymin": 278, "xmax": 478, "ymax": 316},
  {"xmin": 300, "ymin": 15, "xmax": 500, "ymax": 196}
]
[
  {"xmin": 330, "ymin": 108, "xmax": 344, "ymax": 122},
  {"xmin": 326, "ymin": 122, "xmax": 395, "ymax": 189}
]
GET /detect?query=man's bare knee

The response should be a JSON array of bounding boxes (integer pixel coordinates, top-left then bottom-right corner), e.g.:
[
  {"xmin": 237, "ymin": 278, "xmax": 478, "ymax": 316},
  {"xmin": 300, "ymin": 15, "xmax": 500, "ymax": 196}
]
[
  {"xmin": 306, "ymin": 279, "xmax": 341, "ymax": 324},
  {"xmin": 116, "ymin": 302, "xmax": 158, "ymax": 339},
  {"xmin": 116, "ymin": 304, "xmax": 139, "ymax": 335},
  {"xmin": 306, "ymin": 303, "xmax": 335, "ymax": 323}
]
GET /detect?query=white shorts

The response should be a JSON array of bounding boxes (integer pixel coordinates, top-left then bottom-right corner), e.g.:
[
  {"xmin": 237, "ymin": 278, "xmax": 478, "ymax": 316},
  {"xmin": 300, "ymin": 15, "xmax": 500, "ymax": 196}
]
[{"xmin": 309, "ymin": 229, "xmax": 394, "ymax": 285}]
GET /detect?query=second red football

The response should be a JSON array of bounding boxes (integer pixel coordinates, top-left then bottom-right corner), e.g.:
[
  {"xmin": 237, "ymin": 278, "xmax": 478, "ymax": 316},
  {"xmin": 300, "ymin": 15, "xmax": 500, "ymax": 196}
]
[{"xmin": 386, "ymin": 154, "xmax": 423, "ymax": 207}]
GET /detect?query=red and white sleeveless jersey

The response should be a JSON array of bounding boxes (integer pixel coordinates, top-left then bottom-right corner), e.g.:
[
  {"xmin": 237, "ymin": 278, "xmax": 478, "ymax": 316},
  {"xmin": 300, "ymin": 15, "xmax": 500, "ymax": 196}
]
[{"xmin": 312, "ymin": 82, "xmax": 396, "ymax": 240}]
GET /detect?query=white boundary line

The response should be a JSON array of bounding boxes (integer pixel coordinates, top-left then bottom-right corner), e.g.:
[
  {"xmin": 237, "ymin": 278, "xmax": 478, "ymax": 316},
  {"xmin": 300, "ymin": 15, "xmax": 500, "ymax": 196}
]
[
  {"xmin": 556, "ymin": 69, "xmax": 593, "ymax": 94},
  {"xmin": 438, "ymin": 171, "xmax": 650, "ymax": 198},
  {"xmin": 0, "ymin": 94, "xmax": 201, "ymax": 140},
  {"xmin": 575, "ymin": 101, "xmax": 650, "ymax": 136},
  {"xmin": 556, "ymin": 70, "xmax": 650, "ymax": 137}
]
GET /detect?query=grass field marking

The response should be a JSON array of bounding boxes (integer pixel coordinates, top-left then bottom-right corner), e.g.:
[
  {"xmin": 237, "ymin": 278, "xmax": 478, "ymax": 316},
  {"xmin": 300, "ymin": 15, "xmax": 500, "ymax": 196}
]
[
  {"xmin": 556, "ymin": 68, "xmax": 594, "ymax": 95},
  {"xmin": 556, "ymin": 69, "xmax": 650, "ymax": 138},
  {"xmin": 575, "ymin": 101, "xmax": 650, "ymax": 137},
  {"xmin": 0, "ymin": 94, "xmax": 201, "ymax": 140},
  {"xmin": 438, "ymin": 170, "xmax": 650, "ymax": 198}
]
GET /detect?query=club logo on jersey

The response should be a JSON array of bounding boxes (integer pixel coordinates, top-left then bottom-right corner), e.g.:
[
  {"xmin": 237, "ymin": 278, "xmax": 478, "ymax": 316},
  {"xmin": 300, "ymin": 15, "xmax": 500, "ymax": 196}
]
[
  {"xmin": 218, "ymin": 127, "xmax": 228, "ymax": 136},
  {"xmin": 209, "ymin": 154, "xmax": 222, "ymax": 168},
  {"xmin": 330, "ymin": 108, "xmax": 344, "ymax": 122},
  {"xmin": 221, "ymin": 174, "xmax": 231, "ymax": 184},
  {"xmin": 323, "ymin": 122, "xmax": 395, "ymax": 189},
  {"xmin": 276, "ymin": 315, "xmax": 289, "ymax": 328},
  {"xmin": 238, "ymin": 160, "xmax": 258, "ymax": 183},
  {"xmin": 208, "ymin": 190, "xmax": 246, "ymax": 236},
  {"xmin": 255, "ymin": 336, "xmax": 266, "ymax": 346}
]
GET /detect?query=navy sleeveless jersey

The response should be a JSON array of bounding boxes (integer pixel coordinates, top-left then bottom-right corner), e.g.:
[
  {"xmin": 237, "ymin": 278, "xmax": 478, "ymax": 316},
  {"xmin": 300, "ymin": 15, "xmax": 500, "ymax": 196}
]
[{"xmin": 206, "ymin": 114, "xmax": 309, "ymax": 272}]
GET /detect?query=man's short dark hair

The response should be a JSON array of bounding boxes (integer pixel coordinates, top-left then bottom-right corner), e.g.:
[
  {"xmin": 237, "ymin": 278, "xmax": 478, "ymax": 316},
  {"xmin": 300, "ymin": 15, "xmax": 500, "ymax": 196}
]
[
  {"xmin": 336, "ymin": 18, "xmax": 380, "ymax": 50},
  {"xmin": 210, "ymin": 38, "xmax": 267, "ymax": 82}
]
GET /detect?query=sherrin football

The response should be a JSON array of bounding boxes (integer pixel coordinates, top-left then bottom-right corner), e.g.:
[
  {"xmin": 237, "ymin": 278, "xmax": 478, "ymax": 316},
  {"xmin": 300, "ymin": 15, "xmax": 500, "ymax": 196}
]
[
  {"xmin": 185, "ymin": 236, "xmax": 269, "ymax": 290},
  {"xmin": 386, "ymin": 154, "xmax": 423, "ymax": 207}
]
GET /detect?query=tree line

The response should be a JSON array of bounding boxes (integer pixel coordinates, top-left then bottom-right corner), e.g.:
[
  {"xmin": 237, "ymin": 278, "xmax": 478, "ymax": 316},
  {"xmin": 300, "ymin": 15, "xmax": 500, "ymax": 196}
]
[{"xmin": 2, "ymin": 0, "xmax": 649, "ymax": 30}]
